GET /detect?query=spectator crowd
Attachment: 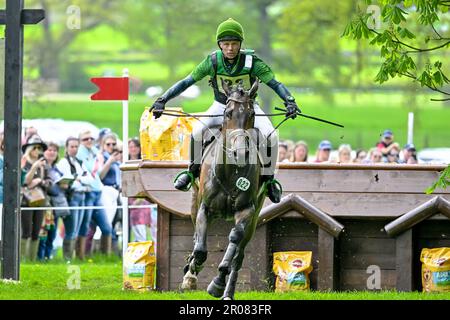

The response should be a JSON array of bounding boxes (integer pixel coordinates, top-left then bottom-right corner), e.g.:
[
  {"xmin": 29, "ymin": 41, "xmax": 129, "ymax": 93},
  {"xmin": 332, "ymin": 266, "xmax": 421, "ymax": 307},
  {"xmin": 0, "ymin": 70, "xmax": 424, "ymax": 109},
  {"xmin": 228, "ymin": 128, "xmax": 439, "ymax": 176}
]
[
  {"xmin": 278, "ymin": 129, "xmax": 420, "ymax": 165},
  {"xmin": 0, "ymin": 126, "xmax": 155, "ymax": 262}
]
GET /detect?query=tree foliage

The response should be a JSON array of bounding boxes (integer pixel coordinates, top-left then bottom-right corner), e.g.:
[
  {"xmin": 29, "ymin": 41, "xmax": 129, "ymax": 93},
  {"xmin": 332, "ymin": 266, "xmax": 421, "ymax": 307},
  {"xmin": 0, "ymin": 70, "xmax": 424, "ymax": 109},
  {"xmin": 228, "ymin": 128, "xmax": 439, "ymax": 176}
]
[
  {"xmin": 27, "ymin": 0, "xmax": 122, "ymax": 81},
  {"xmin": 343, "ymin": 0, "xmax": 450, "ymax": 101},
  {"xmin": 277, "ymin": 0, "xmax": 357, "ymax": 102},
  {"xmin": 426, "ymin": 165, "xmax": 450, "ymax": 193}
]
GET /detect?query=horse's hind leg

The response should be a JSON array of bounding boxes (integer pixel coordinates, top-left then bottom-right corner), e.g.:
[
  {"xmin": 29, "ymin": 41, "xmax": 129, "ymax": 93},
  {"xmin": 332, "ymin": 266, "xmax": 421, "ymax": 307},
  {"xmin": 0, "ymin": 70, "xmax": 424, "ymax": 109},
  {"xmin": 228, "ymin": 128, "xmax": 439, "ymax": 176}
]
[{"xmin": 181, "ymin": 203, "xmax": 208, "ymax": 290}]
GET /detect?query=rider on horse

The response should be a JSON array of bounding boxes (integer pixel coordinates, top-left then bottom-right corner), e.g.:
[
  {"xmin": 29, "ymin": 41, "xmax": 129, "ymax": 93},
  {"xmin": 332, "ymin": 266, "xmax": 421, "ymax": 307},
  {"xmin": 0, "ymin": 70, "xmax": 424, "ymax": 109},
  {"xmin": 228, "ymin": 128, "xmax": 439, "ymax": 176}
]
[{"xmin": 150, "ymin": 18, "xmax": 301, "ymax": 203}]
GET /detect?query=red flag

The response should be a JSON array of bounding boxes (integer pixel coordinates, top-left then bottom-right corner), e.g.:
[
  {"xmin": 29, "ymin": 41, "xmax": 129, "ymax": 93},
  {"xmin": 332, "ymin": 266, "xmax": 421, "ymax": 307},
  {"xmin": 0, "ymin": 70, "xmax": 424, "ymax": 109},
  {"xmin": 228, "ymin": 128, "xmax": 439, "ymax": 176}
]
[{"xmin": 90, "ymin": 77, "xmax": 129, "ymax": 101}]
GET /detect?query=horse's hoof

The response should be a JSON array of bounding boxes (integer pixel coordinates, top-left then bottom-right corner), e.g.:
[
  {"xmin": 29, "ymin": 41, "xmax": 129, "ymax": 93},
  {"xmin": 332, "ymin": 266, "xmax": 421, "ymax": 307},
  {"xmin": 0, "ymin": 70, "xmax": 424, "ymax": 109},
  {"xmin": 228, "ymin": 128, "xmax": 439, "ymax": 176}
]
[
  {"xmin": 207, "ymin": 279, "xmax": 225, "ymax": 298},
  {"xmin": 181, "ymin": 271, "xmax": 197, "ymax": 291},
  {"xmin": 221, "ymin": 296, "xmax": 233, "ymax": 300}
]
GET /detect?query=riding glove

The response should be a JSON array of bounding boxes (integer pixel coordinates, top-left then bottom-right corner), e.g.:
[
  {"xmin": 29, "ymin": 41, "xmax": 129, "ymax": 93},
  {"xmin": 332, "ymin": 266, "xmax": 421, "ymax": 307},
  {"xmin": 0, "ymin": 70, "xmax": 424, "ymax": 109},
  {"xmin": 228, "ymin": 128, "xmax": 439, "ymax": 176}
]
[
  {"xmin": 150, "ymin": 97, "xmax": 166, "ymax": 119},
  {"xmin": 285, "ymin": 101, "xmax": 301, "ymax": 119}
]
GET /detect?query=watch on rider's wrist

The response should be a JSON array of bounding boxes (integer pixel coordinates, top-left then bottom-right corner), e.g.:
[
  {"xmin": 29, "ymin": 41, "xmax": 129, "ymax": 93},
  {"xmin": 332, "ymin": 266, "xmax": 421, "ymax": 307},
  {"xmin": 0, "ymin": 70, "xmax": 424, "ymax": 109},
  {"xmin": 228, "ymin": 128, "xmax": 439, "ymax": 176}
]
[{"xmin": 286, "ymin": 96, "xmax": 295, "ymax": 103}]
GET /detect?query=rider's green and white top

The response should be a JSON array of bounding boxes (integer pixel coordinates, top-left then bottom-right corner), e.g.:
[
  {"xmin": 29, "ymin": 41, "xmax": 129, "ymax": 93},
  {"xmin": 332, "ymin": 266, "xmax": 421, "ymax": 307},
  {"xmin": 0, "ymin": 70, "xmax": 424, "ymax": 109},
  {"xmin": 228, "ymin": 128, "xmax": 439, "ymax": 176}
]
[{"xmin": 190, "ymin": 49, "xmax": 275, "ymax": 104}]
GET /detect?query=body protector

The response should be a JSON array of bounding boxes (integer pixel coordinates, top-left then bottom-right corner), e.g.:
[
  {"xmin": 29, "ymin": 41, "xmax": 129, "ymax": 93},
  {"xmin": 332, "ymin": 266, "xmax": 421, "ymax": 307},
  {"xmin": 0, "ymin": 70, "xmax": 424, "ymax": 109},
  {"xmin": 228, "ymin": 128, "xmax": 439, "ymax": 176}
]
[{"xmin": 210, "ymin": 49, "xmax": 257, "ymax": 105}]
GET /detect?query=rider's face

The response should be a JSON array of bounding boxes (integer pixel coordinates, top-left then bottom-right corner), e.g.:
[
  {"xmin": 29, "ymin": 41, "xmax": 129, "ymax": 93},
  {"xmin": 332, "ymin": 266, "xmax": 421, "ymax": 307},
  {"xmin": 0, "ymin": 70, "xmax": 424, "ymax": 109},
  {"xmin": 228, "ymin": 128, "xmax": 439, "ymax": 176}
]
[{"xmin": 219, "ymin": 40, "xmax": 241, "ymax": 59}]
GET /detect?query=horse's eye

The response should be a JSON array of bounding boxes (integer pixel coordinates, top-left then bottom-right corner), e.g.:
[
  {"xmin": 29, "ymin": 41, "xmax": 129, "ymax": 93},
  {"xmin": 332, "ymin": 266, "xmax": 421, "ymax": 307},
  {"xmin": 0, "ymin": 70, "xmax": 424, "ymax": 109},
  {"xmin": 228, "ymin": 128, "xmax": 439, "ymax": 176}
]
[{"xmin": 225, "ymin": 110, "xmax": 233, "ymax": 119}]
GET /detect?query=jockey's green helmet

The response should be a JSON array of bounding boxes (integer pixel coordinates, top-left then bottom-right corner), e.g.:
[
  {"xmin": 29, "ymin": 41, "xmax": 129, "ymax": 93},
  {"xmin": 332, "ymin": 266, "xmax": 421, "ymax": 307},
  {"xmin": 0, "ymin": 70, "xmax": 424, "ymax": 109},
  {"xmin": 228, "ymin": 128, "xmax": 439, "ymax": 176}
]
[{"xmin": 216, "ymin": 18, "xmax": 244, "ymax": 43}]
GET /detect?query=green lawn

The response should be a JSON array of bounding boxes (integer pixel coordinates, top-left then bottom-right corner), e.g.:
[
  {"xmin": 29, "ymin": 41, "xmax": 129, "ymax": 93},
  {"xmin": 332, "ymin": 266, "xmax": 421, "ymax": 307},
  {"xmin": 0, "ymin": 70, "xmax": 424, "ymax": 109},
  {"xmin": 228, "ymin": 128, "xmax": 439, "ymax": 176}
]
[
  {"xmin": 20, "ymin": 91, "xmax": 450, "ymax": 152},
  {"xmin": 0, "ymin": 262, "xmax": 448, "ymax": 300}
]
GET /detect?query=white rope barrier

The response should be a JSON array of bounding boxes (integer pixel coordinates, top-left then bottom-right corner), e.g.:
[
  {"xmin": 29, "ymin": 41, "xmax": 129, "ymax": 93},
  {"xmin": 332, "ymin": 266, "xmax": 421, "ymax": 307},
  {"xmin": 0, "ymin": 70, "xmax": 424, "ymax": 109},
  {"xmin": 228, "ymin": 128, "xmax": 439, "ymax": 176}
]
[
  {"xmin": 19, "ymin": 204, "xmax": 157, "ymax": 211},
  {"xmin": 0, "ymin": 204, "xmax": 157, "ymax": 241}
]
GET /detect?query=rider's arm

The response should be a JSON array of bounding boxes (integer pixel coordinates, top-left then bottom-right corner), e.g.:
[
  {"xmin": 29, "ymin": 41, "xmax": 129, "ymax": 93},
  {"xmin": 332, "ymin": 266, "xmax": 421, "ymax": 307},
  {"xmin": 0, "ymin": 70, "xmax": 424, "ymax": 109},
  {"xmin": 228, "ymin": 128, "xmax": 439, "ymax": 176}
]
[
  {"xmin": 159, "ymin": 56, "xmax": 214, "ymax": 103},
  {"xmin": 266, "ymin": 78, "xmax": 295, "ymax": 103},
  {"xmin": 252, "ymin": 57, "xmax": 296, "ymax": 103},
  {"xmin": 159, "ymin": 75, "xmax": 196, "ymax": 102}
]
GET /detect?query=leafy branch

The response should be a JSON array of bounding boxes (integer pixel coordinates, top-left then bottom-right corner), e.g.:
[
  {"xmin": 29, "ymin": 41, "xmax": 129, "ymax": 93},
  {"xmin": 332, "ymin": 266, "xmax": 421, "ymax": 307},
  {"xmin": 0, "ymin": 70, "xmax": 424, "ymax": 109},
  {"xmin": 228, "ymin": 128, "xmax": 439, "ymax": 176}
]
[
  {"xmin": 342, "ymin": 0, "xmax": 450, "ymax": 101},
  {"xmin": 426, "ymin": 164, "xmax": 450, "ymax": 194}
]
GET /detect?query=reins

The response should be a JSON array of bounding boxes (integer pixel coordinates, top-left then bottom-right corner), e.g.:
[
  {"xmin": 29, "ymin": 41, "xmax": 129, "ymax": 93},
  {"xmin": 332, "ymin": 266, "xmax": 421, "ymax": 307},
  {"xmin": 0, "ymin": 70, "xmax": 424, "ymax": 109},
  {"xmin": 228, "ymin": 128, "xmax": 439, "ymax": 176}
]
[{"xmin": 159, "ymin": 108, "xmax": 288, "ymax": 140}]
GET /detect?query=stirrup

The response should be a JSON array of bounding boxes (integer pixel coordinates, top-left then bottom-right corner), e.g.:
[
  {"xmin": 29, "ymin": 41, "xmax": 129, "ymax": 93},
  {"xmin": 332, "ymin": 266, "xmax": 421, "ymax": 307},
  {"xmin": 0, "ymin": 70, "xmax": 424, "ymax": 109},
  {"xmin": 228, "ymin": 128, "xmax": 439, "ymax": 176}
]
[{"xmin": 173, "ymin": 170, "xmax": 195, "ymax": 191}]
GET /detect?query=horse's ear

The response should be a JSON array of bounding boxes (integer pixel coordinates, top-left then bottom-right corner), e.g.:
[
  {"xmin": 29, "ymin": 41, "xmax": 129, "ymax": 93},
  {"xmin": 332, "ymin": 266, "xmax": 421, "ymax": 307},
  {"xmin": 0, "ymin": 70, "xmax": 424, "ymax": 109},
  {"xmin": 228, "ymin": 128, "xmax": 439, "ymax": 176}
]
[
  {"xmin": 221, "ymin": 78, "xmax": 231, "ymax": 96},
  {"xmin": 248, "ymin": 80, "xmax": 259, "ymax": 98}
]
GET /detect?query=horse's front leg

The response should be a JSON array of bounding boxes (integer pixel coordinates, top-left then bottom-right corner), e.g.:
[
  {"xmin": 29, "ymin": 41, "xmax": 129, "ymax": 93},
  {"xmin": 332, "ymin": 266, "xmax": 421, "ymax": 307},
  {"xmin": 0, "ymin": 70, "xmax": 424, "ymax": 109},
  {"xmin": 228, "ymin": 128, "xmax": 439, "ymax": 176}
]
[
  {"xmin": 181, "ymin": 202, "xmax": 208, "ymax": 291},
  {"xmin": 222, "ymin": 210, "xmax": 258, "ymax": 300},
  {"xmin": 207, "ymin": 207, "xmax": 256, "ymax": 298}
]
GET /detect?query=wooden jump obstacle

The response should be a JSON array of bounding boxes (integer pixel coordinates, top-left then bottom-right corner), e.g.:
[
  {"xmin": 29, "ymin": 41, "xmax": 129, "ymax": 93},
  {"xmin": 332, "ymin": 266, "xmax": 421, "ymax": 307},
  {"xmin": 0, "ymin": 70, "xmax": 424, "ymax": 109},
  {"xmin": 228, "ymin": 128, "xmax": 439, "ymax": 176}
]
[{"xmin": 121, "ymin": 161, "xmax": 450, "ymax": 292}]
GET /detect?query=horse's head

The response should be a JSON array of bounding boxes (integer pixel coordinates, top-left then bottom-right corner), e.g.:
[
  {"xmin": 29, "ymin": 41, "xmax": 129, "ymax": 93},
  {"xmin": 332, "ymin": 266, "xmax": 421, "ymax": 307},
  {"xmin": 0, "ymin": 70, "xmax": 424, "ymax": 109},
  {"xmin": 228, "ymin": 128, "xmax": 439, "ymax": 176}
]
[
  {"xmin": 222, "ymin": 79, "xmax": 258, "ymax": 131},
  {"xmin": 221, "ymin": 79, "xmax": 259, "ymax": 166}
]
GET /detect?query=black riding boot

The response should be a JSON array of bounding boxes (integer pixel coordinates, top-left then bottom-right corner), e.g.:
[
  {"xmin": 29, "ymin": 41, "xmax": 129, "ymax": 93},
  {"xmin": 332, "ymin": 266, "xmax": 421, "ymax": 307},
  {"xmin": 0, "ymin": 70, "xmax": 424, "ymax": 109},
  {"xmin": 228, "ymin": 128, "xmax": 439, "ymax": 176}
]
[
  {"xmin": 263, "ymin": 175, "xmax": 282, "ymax": 203},
  {"xmin": 262, "ymin": 141, "xmax": 282, "ymax": 203},
  {"xmin": 174, "ymin": 136, "xmax": 201, "ymax": 191}
]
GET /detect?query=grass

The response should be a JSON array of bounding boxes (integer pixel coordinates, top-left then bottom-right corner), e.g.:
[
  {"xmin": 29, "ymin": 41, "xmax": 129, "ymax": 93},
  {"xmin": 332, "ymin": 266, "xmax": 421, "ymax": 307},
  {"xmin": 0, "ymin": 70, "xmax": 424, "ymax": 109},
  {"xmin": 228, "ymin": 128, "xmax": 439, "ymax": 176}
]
[
  {"xmin": 0, "ymin": 261, "xmax": 449, "ymax": 300},
  {"xmin": 19, "ymin": 91, "xmax": 450, "ymax": 152}
]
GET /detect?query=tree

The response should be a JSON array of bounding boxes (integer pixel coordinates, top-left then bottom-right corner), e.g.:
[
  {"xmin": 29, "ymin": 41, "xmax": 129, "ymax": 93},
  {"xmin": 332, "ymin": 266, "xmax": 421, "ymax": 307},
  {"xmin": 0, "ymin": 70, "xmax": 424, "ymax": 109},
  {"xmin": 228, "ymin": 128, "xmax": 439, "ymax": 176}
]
[
  {"xmin": 344, "ymin": 0, "xmax": 450, "ymax": 188},
  {"xmin": 121, "ymin": 0, "xmax": 225, "ymax": 85},
  {"xmin": 277, "ymin": 0, "xmax": 358, "ymax": 103},
  {"xmin": 26, "ymin": 0, "xmax": 121, "ymax": 85},
  {"xmin": 343, "ymin": 0, "xmax": 450, "ymax": 102}
]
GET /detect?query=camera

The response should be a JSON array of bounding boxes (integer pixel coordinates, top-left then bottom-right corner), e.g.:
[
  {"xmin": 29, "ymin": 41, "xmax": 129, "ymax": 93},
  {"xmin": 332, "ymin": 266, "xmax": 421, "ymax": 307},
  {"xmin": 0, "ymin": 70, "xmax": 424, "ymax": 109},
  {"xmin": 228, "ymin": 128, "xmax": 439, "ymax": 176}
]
[{"xmin": 112, "ymin": 148, "xmax": 122, "ymax": 156}]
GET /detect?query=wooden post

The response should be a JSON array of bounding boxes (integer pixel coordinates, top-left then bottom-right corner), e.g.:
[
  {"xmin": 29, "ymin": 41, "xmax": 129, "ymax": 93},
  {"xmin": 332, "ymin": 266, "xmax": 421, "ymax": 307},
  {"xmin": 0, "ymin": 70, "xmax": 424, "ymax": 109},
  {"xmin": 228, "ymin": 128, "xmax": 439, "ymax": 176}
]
[
  {"xmin": 156, "ymin": 206, "xmax": 170, "ymax": 291},
  {"xmin": 318, "ymin": 228, "xmax": 340, "ymax": 291},
  {"xmin": 396, "ymin": 229, "xmax": 414, "ymax": 291},
  {"xmin": 384, "ymin": 196, "xmax": 438, "ymax": 236},
  {"xmin": 0, "ymin": 1, "xmax": 45, "ymax": 280},
  {"xmin": 1, "ymin": 0, "xmax": 25, "ymax": 281}
]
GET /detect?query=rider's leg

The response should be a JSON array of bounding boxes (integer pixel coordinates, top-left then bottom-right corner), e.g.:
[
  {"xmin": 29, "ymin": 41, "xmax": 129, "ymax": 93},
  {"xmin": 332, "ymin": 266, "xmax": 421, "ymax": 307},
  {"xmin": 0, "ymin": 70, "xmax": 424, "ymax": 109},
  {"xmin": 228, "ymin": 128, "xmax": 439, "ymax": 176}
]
[
  {"xmin": 174, "ymin": 101, "xmax": 225, "ymax": 191},
  {"xmin": 174, "ymin": 135, "xmax": 201, "ymax": 191},
  {"xmin": 254, "ymin": 103, "xmax": 282, "ymax": 203}
]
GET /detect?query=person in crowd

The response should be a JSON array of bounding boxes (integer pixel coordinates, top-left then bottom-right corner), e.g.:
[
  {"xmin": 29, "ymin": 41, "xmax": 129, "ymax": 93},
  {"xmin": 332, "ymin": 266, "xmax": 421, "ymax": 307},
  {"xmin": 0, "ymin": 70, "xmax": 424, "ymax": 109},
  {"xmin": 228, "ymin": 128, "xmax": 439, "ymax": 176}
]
[
  {"xmin": 314, "ymin": 140, "xmax": 332, "ymax": 163},
  {"xmin": 353, "ymin": 149, "xmax": 367, "ymax": 163},
  {"xmin": 278, "ymin": 141, "xmax": 289, "ymax": 163},
  {"xmin": 128, "ymin": 138, "xmax": 155, "ymax": 243},
  {"xmin": 407, "ymin": 153, "xmax": 418, "ymax": 164},
  {"xmin": 337, "ymin": 144, "xmax": 352, "ymax": 164},
  {"xmin": 376, "ymin": 129, "xmax": 400, "ymax": 159},
  {"xmin": 76, "ymin": 130, "xmax": 112, "ymax": 256},
  {"xmin": 95, "ymin": 128, "xmax": 112, "ymax": 150},
  {"xmin": 37, "ymin": 141, "xmax": 64, "ymax": 261},
  {"xmin": 128, "ymin": 137, "xmax": 142, "ymax": 161},
  {"xmin": 94, "ymin": 133, "xmax": 122, "ymax": 254},
  {"xmin": 400, "ymin": 143, "xmax": 417, "ymax": 164},
  {"xmin": 364, "ymin": 148, "xmax": 383, "ymax": 164},
  {"xmin": 284, "ymin": 140, "xmax": 295, "ymax": 163},
  {"xmin": 21, "ymin": 135, "xmax": 52, "ymax": 261},
  {"xmin": 290, "ymin": 140, "xmax": 308, "ymax": 163},
  {"xmin": 57, "ymin": 136, "xmax": 94, "ymax": 260},
  {"xmin": 386, "ymin": 148, "xmax": 400, "ymax": 164},
  {"xmin": 22, "ymin": 126, "xmax": 38, "ymax": 146}
]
